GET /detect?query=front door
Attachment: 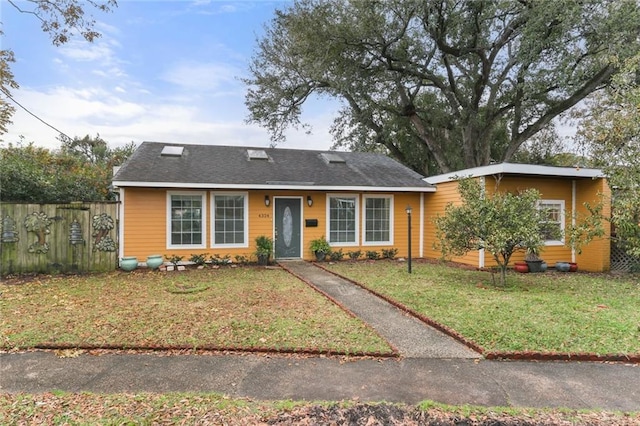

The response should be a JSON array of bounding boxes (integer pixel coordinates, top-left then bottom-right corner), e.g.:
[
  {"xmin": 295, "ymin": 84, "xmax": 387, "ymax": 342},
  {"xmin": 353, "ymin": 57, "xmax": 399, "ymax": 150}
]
[{"xmin": 274, "ymin": 198, "xmax": 302, "ymax": 259}]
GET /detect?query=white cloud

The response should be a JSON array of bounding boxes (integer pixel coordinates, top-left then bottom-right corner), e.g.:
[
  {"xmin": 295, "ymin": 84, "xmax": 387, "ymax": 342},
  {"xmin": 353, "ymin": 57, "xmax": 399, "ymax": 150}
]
[
  {"xmin": 58, "ymin": 39, "xmax": 118, "ymax": 63},
  {"xmin": 3, "ymin": 84, "xmax": 336, "ymax": 152},
  {"xmin": 160, "ymin": 61, "xmax": 243, "ymax": 93}
]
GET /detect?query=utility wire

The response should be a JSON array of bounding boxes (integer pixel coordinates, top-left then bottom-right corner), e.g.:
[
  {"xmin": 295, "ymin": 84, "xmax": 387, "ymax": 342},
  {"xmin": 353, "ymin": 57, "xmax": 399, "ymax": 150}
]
[{"xmin": 1, "ymin": 88, "xmax": 72, "ymax": 142}]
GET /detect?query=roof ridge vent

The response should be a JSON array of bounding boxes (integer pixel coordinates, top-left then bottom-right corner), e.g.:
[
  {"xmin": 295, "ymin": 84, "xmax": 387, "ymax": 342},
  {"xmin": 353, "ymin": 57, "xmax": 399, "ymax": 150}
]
[
  {"xmin": 161, "ymin": 146, "xmax": 184, "ymax": 157},
  {"xmin": 320, "ymin": 152, "xmax": 346, "ymax": 164},
  {"xmin": 247, "ymin": 149, "xmax": 269, "ymax": 160}
]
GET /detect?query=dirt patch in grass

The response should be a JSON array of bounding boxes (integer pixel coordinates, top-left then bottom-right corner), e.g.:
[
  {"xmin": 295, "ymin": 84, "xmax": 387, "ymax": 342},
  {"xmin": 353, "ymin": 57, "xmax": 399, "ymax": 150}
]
[{"xmin": 0, "ymin": 267, "xmax": 393, "ymax": 355}]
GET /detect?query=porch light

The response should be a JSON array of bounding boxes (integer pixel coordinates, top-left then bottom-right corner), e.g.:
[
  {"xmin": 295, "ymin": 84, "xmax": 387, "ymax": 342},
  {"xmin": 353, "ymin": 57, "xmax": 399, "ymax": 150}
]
[
  {"xmin": 406, "ymin": 205, "xmax": 412, "ymax": 274},
  {"xmin": 264, "ymin": 195, "xmax": 270, "ymax": 206},
  {"xmin": 307, "ymin": 195, "xmax": 313, "ymax": 207}
]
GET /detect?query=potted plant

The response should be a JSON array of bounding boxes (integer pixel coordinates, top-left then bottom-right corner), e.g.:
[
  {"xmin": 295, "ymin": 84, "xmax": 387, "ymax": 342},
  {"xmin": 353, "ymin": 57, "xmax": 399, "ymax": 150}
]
[
  {"xmin": 524, "ymin": 244, "xmax": 545, "ymax": 273},
  {"xmin": 310, "ymin": 236, "xmax": 331, "ymax": 261},
  {"xmin": 255, "ymin": 235, "xmax": 273, "ymax": 266}
]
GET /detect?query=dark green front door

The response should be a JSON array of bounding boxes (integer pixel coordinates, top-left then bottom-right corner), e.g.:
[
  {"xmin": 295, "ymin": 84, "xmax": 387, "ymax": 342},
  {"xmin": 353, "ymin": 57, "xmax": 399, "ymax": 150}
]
[{"xmin": 274, "ymin": 198, "xmax": 301, "ymax": 259}]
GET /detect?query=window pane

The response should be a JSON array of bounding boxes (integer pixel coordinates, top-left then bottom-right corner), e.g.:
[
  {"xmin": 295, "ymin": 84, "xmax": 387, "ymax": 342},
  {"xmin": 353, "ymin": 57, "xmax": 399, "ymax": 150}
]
[
  {"xmin": 329, "ymin": 197, "xmax": 356, "ymax": 243},
  {"xmin": 170, "ymin": 195, "xmax": 203, "ymax": 246},
  {"xmin": 214, "ymin": 195, "xmax": 245, "ymax": 245},
  {"xmin": 365, "ymin": 197, "xmax": 390, "ymax": 242},
  {"xmin": 538, "ymin": 202, "xmax": 563, "ymax": 241}
]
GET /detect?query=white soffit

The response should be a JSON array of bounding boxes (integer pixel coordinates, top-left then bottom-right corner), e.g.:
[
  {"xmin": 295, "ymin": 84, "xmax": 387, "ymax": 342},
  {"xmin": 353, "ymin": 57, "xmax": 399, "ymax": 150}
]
[{"xmin": 424, "ymin": 163, "xmax": 604, "ymax": 184}]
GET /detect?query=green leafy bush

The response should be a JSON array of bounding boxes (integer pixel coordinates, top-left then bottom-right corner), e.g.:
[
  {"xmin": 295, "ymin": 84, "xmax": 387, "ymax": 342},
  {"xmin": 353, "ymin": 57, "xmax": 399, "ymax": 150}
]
[
  {"xmin": 189, "ymin": 253, "xmax": 207, "ymax": 266},
  {"xmin": 381, "ymin": 248, "xmax": 398, "ymax": 259},
  {"xmin": 347, "ymin": 250, "xmax": 362, "ymax": 261},
  {"xmin": 366, "ymin": 250, "xmax": 380, "ymax": 260},
  {"xmin": 329, "ymin": 249, "xmax": 344, "ymax": 261}
]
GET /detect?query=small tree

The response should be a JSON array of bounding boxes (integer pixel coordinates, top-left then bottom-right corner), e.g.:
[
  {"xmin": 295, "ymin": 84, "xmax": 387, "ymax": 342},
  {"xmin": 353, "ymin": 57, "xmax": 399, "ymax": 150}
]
[{"xmin": 435, "ymin": 179, "xmax": 550, "ymax": 286}]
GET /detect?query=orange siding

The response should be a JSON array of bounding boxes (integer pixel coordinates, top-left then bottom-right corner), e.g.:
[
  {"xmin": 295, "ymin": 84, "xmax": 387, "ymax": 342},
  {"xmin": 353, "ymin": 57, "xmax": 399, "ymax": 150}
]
[
  {"xmin": 422, "ymin": 175, "xmax": 610, "ymax": 272},
  {"xmin": 574, "ymin": 178, "xmax": 611, "ymax": 272},
  {"xmin": 480, "ymin": 176, "xmax": 610, "ymax": 272},
  {"xmin": 485, "ymin": 176, "xmax": 574, "ymax": 267},
  {"xmin": 424, "ymin": 180, "xmax": 480, "ymax": 266},
  {"xmin": 122, "ymin": 188, "xmax": 424, "ymax": 262},
  {"xmin": 122, "ymin": 188, "xmax": 167, "ymax": 259}
]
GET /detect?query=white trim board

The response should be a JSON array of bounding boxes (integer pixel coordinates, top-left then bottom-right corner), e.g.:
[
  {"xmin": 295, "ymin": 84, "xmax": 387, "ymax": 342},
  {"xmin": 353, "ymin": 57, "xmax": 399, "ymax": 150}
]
[
  {"xmin": 424, "ymin": 163, "xmax": 603, "ymax": 184},
  {"xmin": 112, "ymin": 181, "xmax": 436, "ymax": 193}
]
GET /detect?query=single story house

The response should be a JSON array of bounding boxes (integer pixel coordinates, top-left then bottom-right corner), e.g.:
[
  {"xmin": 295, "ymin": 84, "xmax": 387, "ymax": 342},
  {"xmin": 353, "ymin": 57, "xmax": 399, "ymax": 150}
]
[
  {"xmin": 112, "ymin": 143, "xmax": 610, "ymax": 271},
  {"xmin": 112, "ymin": 142, "xmax": 434, "ymax": 263},
  {"xmin": 423, "ymin": 163, "xmax": 611, "ymax": 272}
]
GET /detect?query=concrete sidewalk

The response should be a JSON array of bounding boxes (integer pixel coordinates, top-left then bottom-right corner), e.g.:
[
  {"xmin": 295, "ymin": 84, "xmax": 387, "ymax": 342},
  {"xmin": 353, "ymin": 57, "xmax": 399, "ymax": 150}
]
[
  {"xmin": 280, "ymin": 261, "xmax": 479, "ymax": 359},
  {"xmin": 2, "ymin": 351, "xmax": 639, "ymax": 411}
]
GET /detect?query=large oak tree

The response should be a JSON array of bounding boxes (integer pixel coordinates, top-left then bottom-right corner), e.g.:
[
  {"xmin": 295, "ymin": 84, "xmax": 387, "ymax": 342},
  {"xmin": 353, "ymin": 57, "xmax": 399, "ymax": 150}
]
[{"xmin": 245, "ymin": 0, "xmax": 640, "ymax": 175}]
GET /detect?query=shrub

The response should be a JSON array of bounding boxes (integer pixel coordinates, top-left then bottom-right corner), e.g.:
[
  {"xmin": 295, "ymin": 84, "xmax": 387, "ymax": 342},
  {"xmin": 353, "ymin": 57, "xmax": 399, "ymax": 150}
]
[
  {"xmin": 165, "ymin": 254, "xmax": 184, "ymax": 267},
  {"xmin": 366, "ymin": 250, "xmax": 380, "ymax": 260},
  {"xmin": 189, "ymin": 253, "xmax": 207, "ymax": 266},
  {"xmin": 347, "ymin": 250, "xmax": 362, "ymax": 261},
  {"xmin": 234, "ymin": 255, "xmax": 249, "ymax": 265},
  {"xmin": 210, "ymin": 254, "xmax": 232, "ymax": 265},
  {"xmin": 329, "ymin": 249, "xmax": 344, "ymax": 261},
  {"xmin": 381, "ymin": 248, "xmax": 399, "ymax": 259}
]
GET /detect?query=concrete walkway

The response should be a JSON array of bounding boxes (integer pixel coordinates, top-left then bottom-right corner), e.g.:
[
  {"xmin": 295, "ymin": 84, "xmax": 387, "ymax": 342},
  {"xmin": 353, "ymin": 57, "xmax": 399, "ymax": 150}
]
[{"xmin": 280, "ymin": 261, "xmax": 479, "ymax": 359}]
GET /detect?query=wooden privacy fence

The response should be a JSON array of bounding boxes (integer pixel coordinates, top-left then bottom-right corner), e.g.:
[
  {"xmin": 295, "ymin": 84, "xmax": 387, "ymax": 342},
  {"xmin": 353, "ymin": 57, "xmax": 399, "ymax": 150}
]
[{"xmin": 0, "ymin": 202, "xmax": 119, "ymax": 276}]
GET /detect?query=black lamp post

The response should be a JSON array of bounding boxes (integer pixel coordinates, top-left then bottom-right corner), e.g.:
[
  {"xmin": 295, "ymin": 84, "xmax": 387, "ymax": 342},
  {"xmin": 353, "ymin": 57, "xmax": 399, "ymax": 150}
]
[{"xmin": 406, "ymin": 205, "xmax": 412, "ymax": 273}]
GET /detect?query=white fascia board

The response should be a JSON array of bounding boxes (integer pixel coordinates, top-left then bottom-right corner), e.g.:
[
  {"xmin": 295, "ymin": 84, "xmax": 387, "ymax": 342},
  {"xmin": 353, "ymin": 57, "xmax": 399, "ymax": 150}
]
[
  {"xmin": 424, "ymin": 163, "xmax": 604, "ymax": 184},
  {"xmin": 112, "ymin": 181, "xmax": 436, "ymax": 193}
]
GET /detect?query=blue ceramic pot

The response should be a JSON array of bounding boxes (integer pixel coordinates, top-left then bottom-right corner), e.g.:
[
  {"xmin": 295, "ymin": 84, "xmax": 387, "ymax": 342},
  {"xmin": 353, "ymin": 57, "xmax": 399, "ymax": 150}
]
[
  {"xmin": 146, "ymin": 255, "xmax": 164, "ymax": 270},
  {"xmin": 555, "ymin": 261, "xmax": 571, "ymax": 272},
  {"xmin": 120, "ymin": 256, "xmax": 138, "ymax": 272}
]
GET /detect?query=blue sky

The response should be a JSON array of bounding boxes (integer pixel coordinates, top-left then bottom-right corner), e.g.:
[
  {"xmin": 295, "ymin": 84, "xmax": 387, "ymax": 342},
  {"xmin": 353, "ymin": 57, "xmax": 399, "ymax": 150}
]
[{"xmin": 2, "ymin": 0, "xmax": 336, "ymax": 151}]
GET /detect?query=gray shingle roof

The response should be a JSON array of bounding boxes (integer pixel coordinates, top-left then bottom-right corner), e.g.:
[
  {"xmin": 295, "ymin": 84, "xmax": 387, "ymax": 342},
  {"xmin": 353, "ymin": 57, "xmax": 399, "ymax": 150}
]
[{"xmin": 113, "ymin": 142, "xmax": 433, "ymax": 191}]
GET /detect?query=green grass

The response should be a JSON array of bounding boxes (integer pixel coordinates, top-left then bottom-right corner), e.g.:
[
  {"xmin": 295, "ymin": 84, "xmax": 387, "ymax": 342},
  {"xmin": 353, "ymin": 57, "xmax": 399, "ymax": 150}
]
[
  {"xmin": 0, "ymin": 267, "xmax": 392, "ymax": 355},
  {"xmin": 326, "ymin": 260, "xmax": 640, "ymax": 355},
  {"xmin": 0, "ymin": 392, "xmax": 636, "ymax": 425}
]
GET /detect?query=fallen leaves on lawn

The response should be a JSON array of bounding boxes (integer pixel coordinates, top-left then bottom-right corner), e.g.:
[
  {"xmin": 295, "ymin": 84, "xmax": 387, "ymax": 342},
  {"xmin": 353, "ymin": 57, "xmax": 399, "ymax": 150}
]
[
  {"xmin": 54, "ymin": 349, "xmax": 85, "ymax": 358},
  {"xmin": 1, "ymin": 394, "xmax": 638, "ymax": 425}
]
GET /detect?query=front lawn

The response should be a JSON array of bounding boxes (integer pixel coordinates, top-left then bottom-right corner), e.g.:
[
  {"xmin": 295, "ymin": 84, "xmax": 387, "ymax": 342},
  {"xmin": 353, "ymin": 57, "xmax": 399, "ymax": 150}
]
[
  {"xmin": 0, "ymin": 267, "xmax": 392, "ymax": 355},
  {"xmin": 326, "ymin": 261, "xmax": 640, "ymax": 355}
]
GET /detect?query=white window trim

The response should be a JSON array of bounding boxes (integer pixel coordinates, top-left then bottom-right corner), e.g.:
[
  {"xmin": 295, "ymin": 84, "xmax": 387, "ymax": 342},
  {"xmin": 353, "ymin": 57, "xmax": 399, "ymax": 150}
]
[
  {"xmin": 362, "ymin": 194, "xmax": 394, "ymax": 246},
  {"xmin": 166, "ymin": 191, "xmax": 207, "ymax": 250},
  {"xmin": 326, "ymin": 193, "xmax": 359, "ymax": 247},
  {"xmin": 211, "ymin": 191, "xmax": 249, "ymax": 249},
  {"xmin": 538, "ymin": 199, "xmax": 565, "ymax": 246}
]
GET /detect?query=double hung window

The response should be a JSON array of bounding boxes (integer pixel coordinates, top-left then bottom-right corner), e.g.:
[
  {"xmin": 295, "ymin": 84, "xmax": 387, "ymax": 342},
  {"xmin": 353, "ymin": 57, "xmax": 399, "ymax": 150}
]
[
  {"xmin": 538, "ymin": 200, "xmax": 565, "ymax": 245},
  {"xmin": 168, "ymin": 192, "xmax": 206, "ymax": 248},
  {"xmin": 327, "ymin": 195, "xmax": 358, "ymax": 245},
  {"xmin": 363, "ymin": 196, "xmax": 392, "ymax": 244},
  {"xmin": 212, "ymin": 193, "xmax": 248, "ymax": 247}
]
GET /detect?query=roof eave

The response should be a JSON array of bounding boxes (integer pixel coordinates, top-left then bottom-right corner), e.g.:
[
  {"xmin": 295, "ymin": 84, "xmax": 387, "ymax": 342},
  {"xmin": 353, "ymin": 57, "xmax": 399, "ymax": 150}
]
[
  {"xmin": 112, "ymin": 181, "xmax": 435, "ymax": 193},
  {"xmin": 424, "ymin": 163, "xmax": 604, "ymax": 184}
]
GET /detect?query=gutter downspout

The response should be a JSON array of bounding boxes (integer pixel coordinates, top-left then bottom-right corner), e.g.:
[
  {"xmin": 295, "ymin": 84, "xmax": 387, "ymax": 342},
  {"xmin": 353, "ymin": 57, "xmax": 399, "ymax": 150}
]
[
  {"xmin": 419, "ymin": 192, "xmax": 424, "ymax": 258},
  {"xmin": 571, "ymin": 180, "xmax": 576, "ymax": 263},
  {"xmin": 479, "ymin": 177, "xmax": 486, "ymax": 269},
  {"xmin": 118, "ymin": 187, "xmax": 125, "ymax": 265}
]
